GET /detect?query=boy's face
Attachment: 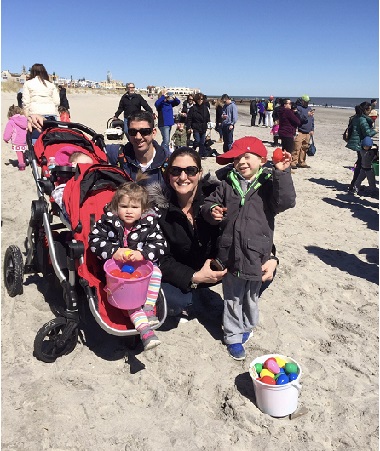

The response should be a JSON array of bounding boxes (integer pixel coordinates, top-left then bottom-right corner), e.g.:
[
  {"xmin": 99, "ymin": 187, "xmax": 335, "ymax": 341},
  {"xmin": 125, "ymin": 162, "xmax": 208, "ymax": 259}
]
[
  {"xmin": 363, "ymin": 146, "xmax": 371, "ymax": 150},
  {"xmin": 177, "ymin": 123, "xmax": 184, "ymax": 130},
  {"xmin": 233, "ymin": 152, "xmax": 266, "ymax": 180}
]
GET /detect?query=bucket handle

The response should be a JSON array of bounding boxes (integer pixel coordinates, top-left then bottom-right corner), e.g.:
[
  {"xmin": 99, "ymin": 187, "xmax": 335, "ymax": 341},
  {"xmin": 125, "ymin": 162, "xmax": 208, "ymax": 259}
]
[{"xmin": 290, "ymin": 381, "xmax": 302, "ymax": 392}]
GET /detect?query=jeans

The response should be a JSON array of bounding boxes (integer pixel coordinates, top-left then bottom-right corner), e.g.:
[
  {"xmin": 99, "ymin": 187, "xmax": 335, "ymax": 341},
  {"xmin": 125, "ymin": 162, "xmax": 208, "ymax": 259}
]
[
  {"xmin": 193, "ymin": 131, "xmax": 206, "ymax": 156},
  {"xmin": 123, "ymin": 118, "xmax": 129, "ymax": 136},
  {"xmin": 161, "ymin": 283, "xmax": 193, "ymax": 316},
  {"xmin": 250, "ymin": 114, "xmax": 257, "ymax": 126},
  {"xmin": 159, "ymin": 126, "xmax": 172, "ymax": 153},
  {"xmin": 222, "ymin": 125, "xmax": 234, "ymax": 153}
]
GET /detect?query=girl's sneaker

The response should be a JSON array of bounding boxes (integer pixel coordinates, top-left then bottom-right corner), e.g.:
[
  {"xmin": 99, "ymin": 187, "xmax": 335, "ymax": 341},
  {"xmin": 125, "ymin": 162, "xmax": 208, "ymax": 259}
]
[{"xmin": 141, "ymin": 329, "xmax": 161, "ymax": 351}]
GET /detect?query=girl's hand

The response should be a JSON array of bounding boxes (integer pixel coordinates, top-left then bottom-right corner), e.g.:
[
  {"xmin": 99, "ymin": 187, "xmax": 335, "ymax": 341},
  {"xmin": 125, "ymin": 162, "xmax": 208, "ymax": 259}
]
[
  {"xmin": 113, "ymin": 248, "xmax": 129, "ymax": 262},
  {"xmin": 211, "ymin": 205, "xmax": 227, "ymax": 221},
  {"xmin": 192, "ymin": 259, "xmax": 227, "ymax": 285},
  {"xmin": 274, "ymin": 151, "xmax": 292, "ymax": 171},
  {"xmin": 126, "ymin": 250, "xmax": 143, "ymax": 262}
]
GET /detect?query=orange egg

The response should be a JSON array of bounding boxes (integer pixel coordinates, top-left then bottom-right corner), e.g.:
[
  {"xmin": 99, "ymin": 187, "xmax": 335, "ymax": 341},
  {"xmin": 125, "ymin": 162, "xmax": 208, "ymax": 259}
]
[{"xmin": 272, "ymin": 148, "xmax": 284, "ymax": 164}]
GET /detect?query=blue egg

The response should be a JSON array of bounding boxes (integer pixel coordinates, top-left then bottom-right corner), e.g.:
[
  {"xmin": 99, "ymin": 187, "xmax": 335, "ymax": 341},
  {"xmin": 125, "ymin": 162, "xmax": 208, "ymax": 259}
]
[
  {"xmin": 276, "ymin": 374, "xmax": 290, "ymax": 385},
  {"xmin": 121, "ymin": 264, "xmax": 135, "ymax": 274},
  {"xmin": 288, "ymin": 372, "xmax": 298, "ymax": 381},
  {"xmin": 274, "ymin": 368, "xmax": 286, "ymax": 380}
]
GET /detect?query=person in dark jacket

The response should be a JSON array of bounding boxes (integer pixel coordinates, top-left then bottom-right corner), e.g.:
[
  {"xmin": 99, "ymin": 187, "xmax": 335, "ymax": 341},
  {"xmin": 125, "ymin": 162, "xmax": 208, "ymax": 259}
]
[
  {"xmin": 58, "ymin": 85, "xmax": 70, "ymax": 110},
  {"xmin": 278, "ymin": 98, "xmax": 301, "ymax": 154},
  {"xmin": 292, "ymin": 95, "xmax": 314, "ymax": 168},
  {"xmin": 202, "ymin": 136, "xmax": 296, "ymax": 360},
  {"xmin": 113, "ymin": 82, "xmax": 153, "ymax": 137},
  {"xmin": 186, "ymin": 92, "xmax": 210, "ymax": 158},
  {"xmin": 179, "ymin": 94, "xmax": 195, "ymax": 144},
  {"xmin": 250, "ymin": 99, "xmax": 258, "ymax": 126},
  {"xmin": 155, "ymin": 90, "xmax": 181, "ymax": 153},
  {"xmin": 215, "ymin": 98, "xmax": 224, "ymax": 142},
  {"xmin": 107, "ymin": 111, "xmax": 169, "ymax": 188}
]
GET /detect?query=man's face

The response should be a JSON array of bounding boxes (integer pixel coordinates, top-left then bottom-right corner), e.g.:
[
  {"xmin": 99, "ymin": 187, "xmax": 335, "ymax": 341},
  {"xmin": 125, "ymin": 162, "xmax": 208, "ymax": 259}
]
[
  {"xmin": 128, "ymin": 120, "xmax": 156, "ymax": 156},
  {"xmin": 127, "ymin": 84, "xmax": 135, "ymax": 94}
]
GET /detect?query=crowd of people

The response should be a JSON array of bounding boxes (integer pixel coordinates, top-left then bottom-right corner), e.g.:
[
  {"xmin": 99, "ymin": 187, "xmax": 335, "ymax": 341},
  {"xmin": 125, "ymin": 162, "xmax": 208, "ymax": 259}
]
[{"xmin": 8, "ymin": 63, "xmax": 378, "ymax": 359}]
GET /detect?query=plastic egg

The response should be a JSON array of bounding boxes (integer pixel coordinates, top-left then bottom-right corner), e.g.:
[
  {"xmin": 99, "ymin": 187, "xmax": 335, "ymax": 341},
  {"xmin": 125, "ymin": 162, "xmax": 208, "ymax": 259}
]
[
  {"xmin": 121, "ymin": 264, "xmax": 135, "ymax": 274},
  {"xmin": 288, "ymin": 372, "xmax": 298, "ymax": 381},
  {"xmin": 272, "ymin": 148, "xmax": 285, "ymax": 164},
  {"xmin": 264, "ymin": 358, "xmax": 280, "ymax": 374},
  {"xmin": 284, "ymin": 362, "xmax": 298, "ymax": 375},
  {"xmin": 276, "ymin": 374, "xmax": 290, "ymax": 385},
  {"xmin": 124, "ymin": 249, "xmax": 132, "ymax": 257},
  {"xmin": 110, "ymin": 269, "xmax": 122, "ymax": 277},
  {"xmin": 274, "ymin": 356, "xmax": 286, "ymax": 368},
  {"xmin": 274, "ymin": 368, "xmax": 286, "ymax": 380},
  {"xmin": 120, "ymin": 272, "xmax": 132, "ymax": 279},
  {"xmin": 260, "ymin": 369, "xmax": 275, "ymax": 379},
  {"xmin": 254, "ymin": 363, "xmax": 263, "ymax": 374},
  {"xmin": 259, "ymin": 376, "xmax": 276, "ymax": 385},
  {"xmin": 131, "ymin": 271, "xmax": 142, "ymax": 279}
]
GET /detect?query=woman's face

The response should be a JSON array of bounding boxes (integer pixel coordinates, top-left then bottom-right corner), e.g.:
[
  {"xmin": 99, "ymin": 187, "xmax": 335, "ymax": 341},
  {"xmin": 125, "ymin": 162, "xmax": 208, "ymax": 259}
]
[{"xmin": 168, "ymin": 155, "xmax": 202, "ymax": 197}]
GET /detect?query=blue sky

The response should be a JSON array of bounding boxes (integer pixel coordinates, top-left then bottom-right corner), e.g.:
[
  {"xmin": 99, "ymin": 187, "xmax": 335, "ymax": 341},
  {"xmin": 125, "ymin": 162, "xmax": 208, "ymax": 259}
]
[{"xmin": 1, "ymin": 0, "xmax": 379, "ymax": 98}]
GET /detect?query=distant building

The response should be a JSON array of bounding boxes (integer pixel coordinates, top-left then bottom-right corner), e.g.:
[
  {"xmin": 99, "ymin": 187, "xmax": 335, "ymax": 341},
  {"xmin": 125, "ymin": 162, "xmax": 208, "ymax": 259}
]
[{"xmin": 1, "ymin": 70, "xmax": 28, "ymax": 84}]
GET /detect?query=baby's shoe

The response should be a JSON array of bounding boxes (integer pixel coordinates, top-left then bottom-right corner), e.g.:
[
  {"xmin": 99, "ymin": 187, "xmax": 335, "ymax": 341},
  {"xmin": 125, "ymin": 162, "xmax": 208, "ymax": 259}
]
[{"xmin": 141, "ymin": 329, "xmax": 161, "ymax": 351}]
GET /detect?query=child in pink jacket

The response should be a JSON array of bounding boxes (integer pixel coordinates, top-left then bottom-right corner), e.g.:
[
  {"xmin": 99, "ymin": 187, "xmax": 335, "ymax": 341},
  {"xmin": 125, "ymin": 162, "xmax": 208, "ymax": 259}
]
[{"xmin": 3, "ymin": 105, "xmax": 28, "ymax": 170}]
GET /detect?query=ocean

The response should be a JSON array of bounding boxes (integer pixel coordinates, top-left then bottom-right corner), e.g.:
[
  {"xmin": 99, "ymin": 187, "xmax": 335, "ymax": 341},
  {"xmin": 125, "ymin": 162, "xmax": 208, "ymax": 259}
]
[{"xmin": 209, "ymin": 96, "xmax": 376, "ymax": 110}]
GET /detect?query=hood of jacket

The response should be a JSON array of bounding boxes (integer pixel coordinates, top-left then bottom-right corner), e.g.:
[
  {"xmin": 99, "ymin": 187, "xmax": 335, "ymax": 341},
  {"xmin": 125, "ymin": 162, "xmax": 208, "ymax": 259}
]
[{"xmin": 11, "ymin": 114, "xmax": 27, "ymax": 129}]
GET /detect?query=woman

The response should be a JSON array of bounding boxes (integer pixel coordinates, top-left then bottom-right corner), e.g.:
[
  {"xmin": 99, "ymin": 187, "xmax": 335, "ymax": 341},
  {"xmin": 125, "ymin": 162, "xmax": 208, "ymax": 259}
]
[
  {"xmin": 22, "ymin": 63, "xmax": 60, "ymax": 118},
  {"xmin": 278, "ymin": 98, "xmax": 301, "ymax": 154},
  {"xmin": 151, "ymin": 147, "xmax": 278, "ymax": 320},
  {"xmin": 346, "ymin": 102, "xmax": 377, "ymax": 191},
  {"xmin": 215, "ymin": 98, "xmax": 224, "ymax": 142},
  {"xmin": 154, "ymin": 90, "xmax": 180, "ymax": 152},
  {"xmin": 186, "ymin": 93, "xmax": 210, "ymax": 158}
]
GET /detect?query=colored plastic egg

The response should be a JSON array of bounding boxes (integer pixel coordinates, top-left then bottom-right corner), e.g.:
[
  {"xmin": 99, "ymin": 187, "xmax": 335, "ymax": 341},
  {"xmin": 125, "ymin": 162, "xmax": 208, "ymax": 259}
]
[
  {"xmin": 276, "ymin": 374, "xmax": 290, "ymax": 385},
  {"xmin": 274, "ymin": 356, "xmax": 286, "ymax": 368},
  {"xmin": 124, "ymin": 249, "xmax": 132, "ymax": 257},
  {"xmin": 288, "ymin": 372, "xmax": 298, "ymax": 381},
  {"xmin": 110, "ymin": 269, "xmax": 121, "ymax": 277},
  {"xmin": 121, "ymin": 272, "xmax": 132, "ymax": 279},
  {"xmin": 131, "ymin": 271, "xmax": 142, "ymax": 279},
  {"xmin": 121, "ymin": 264, "xmax": 135, "ymax": 274},
  {"xmin": 284, "ymin": 362, "xmax": 298, "ymax": 375},
  {"xmin": 259, "ymin": 376, "xmax": 276, "ymax": 385},
  {"xmin": 264, "ymin": 358, "xmax": 280, "ymax": 374},
  {"xmin": 274, "ymin": 368, "xmax": 286, "ymax": 380},
  {"xmin": 254, "ymin": 363, "xmax": 263, "ymax": 374},
  {"xmin": 272, "ymin": 148, "xmax": 285, "ymax": 164},
  {"xmin": 260, "ymin": 369, "xmax": 275, "ymax": 379}
]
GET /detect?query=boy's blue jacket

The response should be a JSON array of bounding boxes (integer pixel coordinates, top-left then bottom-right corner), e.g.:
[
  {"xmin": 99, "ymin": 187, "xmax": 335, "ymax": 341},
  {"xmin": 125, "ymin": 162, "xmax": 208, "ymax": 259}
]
[{"xmin": 201, "ymin": 167, "xmax": 296, "ymax": 280}]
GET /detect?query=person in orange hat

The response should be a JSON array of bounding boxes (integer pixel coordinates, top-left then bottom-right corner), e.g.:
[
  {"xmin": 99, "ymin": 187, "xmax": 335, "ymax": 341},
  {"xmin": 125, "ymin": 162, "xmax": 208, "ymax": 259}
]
[{"xmin": 202, "ymin": 137, "xmax": 296, "ymax": 360}]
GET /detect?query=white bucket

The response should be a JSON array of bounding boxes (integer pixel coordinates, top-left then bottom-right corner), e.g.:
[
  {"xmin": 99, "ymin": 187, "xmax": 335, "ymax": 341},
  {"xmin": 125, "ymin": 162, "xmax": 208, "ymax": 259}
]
[{"xmin": 249, "ymin": 354, "xmax": 302, "ymax": 417}]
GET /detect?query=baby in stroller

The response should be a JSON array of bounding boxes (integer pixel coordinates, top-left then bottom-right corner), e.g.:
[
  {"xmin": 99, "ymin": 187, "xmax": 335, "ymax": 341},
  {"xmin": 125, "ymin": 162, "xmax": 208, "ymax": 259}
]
[{"xmin": 89, "ymin": 180, "xmax": 166, "ymax": 351}]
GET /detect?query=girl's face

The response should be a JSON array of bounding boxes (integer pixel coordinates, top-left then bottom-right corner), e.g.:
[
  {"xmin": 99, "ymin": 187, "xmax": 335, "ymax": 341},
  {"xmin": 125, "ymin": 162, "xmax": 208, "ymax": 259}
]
[
  {"xmin": 117, "ymin": 195, "xmax": 142, "ymax": 227},
  {"xmin": 233, "ymin": 153, "xmax": 265, "ymax": 180},
  {"xmin": 168, "ymin": 155, "xmax": 202, "ymax": 197}
]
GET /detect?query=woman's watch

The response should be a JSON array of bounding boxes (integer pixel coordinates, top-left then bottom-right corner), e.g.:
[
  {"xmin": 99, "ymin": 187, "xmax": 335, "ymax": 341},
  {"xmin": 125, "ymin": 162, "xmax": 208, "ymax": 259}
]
[{"xmin": 268, "ymin": 255, "xmax": 279, "ymax": 265}]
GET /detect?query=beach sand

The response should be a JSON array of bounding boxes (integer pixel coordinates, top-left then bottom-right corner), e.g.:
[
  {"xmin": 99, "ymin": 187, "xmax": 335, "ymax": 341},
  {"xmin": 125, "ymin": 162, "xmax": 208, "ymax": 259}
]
[{"xmin": 1, "ymin": 92, "xmax": 378, "ymax": 450}]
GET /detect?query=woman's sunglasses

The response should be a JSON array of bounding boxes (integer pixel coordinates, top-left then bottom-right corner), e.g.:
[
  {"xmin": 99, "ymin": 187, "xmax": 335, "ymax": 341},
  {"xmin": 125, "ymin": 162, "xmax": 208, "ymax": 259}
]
[
  {"xmin": 128, "ymin": 128, "xmax": 153, "ymax": 137},
  {"xmin": 168, "ymin": 166, "xmax": 200, "ymax": 177}
]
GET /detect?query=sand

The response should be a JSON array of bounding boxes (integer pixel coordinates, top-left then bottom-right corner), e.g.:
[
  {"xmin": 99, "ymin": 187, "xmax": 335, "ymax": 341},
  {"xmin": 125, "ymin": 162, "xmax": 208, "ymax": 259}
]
[{"xmin": 1, "ymin": 91, "xmax": 379, "ymax": 450}]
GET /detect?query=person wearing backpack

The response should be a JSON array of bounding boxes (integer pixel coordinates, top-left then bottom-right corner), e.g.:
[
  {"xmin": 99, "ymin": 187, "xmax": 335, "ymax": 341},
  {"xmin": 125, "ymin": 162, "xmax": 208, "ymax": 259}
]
[
  {"xmin": 265, "ymin": 96, "xmax": 274, "ymax": 128},
  {"xmin": 346, "ymin": 102, "xmax": 377, "ymax": 192}
]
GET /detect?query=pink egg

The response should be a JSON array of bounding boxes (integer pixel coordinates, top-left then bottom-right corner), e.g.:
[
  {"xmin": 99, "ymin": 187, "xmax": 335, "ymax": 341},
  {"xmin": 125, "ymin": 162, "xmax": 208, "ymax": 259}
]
[{"xmin": 263, "ymin": 358, "xmax": 280, "ymax": 374}]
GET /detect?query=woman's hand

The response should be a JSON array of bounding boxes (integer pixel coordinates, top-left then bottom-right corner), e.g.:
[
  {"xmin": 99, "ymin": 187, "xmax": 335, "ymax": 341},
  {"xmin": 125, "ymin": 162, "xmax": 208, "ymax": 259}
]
[
  {"xmin": 27, "ymin": 114, "xmax": 45, "ymax": 132},
  {"xmin": 211, "ymin": 205, "xmax": 227, "ymax": 221},
  {"xmin": 192, "ymin": 259, "xmax": 227, "ymax": 284},
  {"xmin": 274, "ymin": 151, "xmax": 292, "ymax": 171},
  {"xmin": 261, "ymin": 258, "xmax": 278, "ymax": 282}
]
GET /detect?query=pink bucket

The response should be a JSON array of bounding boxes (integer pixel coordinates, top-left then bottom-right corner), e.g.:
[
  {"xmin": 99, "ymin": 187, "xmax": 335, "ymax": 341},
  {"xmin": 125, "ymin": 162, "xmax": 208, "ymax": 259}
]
[{"xmin": 103, "ymin": 259, "xmax": 153, "ymax": 310}]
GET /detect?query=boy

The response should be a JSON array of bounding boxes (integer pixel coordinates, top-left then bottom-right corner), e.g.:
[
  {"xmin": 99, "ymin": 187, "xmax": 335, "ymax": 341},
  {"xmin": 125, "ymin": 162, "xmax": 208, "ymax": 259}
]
[
  {"xmin": 353, "ymin": 137, "xmax": 379, "ymax": 197},
  {"xmin": 202, "ymin": 137, "xmax": 296, "ymax": 360},
  {"xmin": 171, "ymin": 122, "xmax": 187, "ymax": 150}
]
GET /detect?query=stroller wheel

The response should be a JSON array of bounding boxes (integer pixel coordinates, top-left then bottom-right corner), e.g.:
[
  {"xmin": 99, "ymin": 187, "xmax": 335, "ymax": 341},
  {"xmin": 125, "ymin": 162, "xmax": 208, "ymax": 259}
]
[
  {"xmin": 34, "ymin": 317, "xmax": 79, "ymax": 363},
  {"xmin": 3, "ymin": 245, "xmax": 24, "ymax": 297}
]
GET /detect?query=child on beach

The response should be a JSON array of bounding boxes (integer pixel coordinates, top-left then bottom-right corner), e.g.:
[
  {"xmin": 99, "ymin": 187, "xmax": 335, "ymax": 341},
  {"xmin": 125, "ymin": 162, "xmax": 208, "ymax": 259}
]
[
  {"xmin": 270, "ymin": 122, "xmax": 280, "ymax": 147},
  {"xmin": 58, "ymin": 106, "xmax": 70, "ymax": 122},
  {"xmin": 3, "ymin": 105, "xmax": 28, "ymax": 171},
  {"xmin": 89, "ymin": 181, "xmax": 167, "ymax": 350},
  {"xmin": 202, "ymin": 137, "xmax": 296, "ymax": 360},
  {"xmin": 353, "ymin": 137, "xmax": 379, "ymax": 197},
  {"xmin": 171, "ymin": 122, "xmax": 187, "ymax": 150}
]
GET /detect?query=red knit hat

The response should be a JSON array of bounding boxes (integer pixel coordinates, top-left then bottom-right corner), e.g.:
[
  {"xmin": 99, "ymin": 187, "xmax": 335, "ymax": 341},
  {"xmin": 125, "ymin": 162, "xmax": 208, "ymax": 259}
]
[{"xmin": 216, "ymin": 137, "xmax": 267, "ymax": 165}]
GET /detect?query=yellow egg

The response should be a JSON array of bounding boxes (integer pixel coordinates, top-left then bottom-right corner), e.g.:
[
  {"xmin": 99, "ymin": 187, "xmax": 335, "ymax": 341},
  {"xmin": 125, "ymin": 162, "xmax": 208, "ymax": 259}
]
[
  {"xmin": 275, "ymin": 357, "xmax": 286, "ymax": 368},
  {"xmin": 260, "ymin": 368, "xmax": 275, "ymax": 378},
  {"xmin": 124, "ymin": 249, "xmax": 132, "ymax": 257}
]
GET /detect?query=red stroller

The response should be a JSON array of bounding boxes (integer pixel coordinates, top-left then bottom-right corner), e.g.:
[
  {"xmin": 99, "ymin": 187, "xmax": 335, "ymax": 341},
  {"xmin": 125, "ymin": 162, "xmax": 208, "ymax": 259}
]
[{"xmin": 3, "ymin": 121, "xmax": 167, "ymax": 363}]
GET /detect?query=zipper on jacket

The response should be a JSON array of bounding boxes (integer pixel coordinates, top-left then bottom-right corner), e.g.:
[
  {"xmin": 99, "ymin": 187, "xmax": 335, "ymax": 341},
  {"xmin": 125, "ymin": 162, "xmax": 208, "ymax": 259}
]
[{"xmin": 228, "ymin": 168, "xmax": 271, "ymax": 205}]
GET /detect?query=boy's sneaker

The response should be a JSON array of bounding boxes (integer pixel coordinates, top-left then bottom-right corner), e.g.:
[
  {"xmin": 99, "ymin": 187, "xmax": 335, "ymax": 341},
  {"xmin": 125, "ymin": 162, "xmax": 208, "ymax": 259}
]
[
  {"xmin": 141, "ymin": 329, "xmax": 161, "ymax": 351},
  {"xmin": 227, "ymin": 343, "xmax": 246, "ymax": 360},
  {"xmin": 144, "ymin": 308, "xmax": 159, "ymax": 326},
  {"xmin": 242, "ymin": 331, "xmax": 253, "ymax": 345}
]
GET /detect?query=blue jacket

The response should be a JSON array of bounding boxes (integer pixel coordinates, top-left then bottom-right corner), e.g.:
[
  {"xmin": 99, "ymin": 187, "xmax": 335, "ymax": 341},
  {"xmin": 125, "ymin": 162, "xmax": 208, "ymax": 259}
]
[
  {"xmin": 155, "ymin": 95, "xmax": 180, "ymax": 127},
  {"xmin": 222, "ymin": 102, "xmax": 238, "ymax": 126},
  {"xmin": 296, "ymin": 104, "xmax": 314, "ymax": 133}
]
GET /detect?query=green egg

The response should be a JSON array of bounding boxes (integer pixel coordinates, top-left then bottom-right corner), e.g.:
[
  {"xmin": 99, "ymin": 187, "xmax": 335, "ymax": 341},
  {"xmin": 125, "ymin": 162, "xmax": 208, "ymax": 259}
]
[
  {"xmin": 284, "ymin": 362, "xmax": 298, "ymax": 375},
  {"xmin": 254, "ymin": 363, "xmax": 263, "ymax": 374}
]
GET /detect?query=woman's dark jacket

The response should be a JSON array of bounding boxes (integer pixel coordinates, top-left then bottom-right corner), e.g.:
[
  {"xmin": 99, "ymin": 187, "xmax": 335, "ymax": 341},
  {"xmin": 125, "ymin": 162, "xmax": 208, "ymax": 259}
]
[
  {"xmin": 278, "ymin": 107, "xmax": 301, "ymax": 138},
  {"xmin": 149, "ymin": 178, "xmax": 220, "ymax": 292},
  {"xmin": 186, "ymin": 103, "xmax": 210, "ymax": 134},
  {"xmin": 346, "ymin": 115, "xmax": 376, "ymax": 152}
]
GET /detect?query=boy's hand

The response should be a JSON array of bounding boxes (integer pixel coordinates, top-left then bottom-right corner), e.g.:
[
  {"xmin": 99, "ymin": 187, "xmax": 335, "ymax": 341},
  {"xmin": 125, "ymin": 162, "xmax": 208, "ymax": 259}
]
[
  {"xmin": 261, "ymin": 258, "xmax": 278, "ymax": 282},
  {"xmin": 211, "ymin": 205, "xmax": 227, "ymax": 221},
  {"xmin": 274, "ymin": 151, "xmax": 292, "ymax": 171}
]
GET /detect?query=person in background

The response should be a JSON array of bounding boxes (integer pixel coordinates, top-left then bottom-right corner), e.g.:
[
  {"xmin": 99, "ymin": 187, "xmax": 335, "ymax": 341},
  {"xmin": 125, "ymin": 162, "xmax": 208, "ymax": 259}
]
[
  {"xmin": 353, "ymin": 137, "xmax": 378, "ymax": 197},
  {"xmin": 370, "ymin": 98, "xmax": 378, "ymax": 110},
  {"xmin": 250, "ymin": 98, "xmax": 258, "ymax": 126},
  {"xmin": 58, "ymin": 85, "xmax": 70, "ymax": 111},
  {"xmin": 22, "ymin": 63, "xmax": 59, "ymax": 119},
  {"xmin": 17, "ymin": 88, "xmax": 23, "ymax": 108},
  {"xmin": 278, "ymin": 98, "xmax": 301, "ymax": 155},
  {"xmin": 3, "ymin": 105, "xmax": 27, "ymax": 171},
  {"xmin": 58, "ymin": 106, "xmax": 70, "ymax": 122},
  {"xmin": 292, "ymin": 95, "xmax": 314, "ymax": 169},
  {"xmin": 257, "ymin": 99, "xmax": 266, "ymax": 126},
  {"xmin": 215, "ymin": 98, "xmax": 224, "ymax": 142},
  {"xmin": 155, "ymin": 90, "xmax": 181, "ymax": 153},
  {"xmin": 347, "ymin": 102, "xmax": 377, "ymax": 192},
  {"xmin": 201, "ymin": 137, "xmax": 296, "ymax": 360},
  {"xmin": 171, "ymin": 121, "xmax": 187, "ymax": 150},
  {"xmin": 113, "ymin": 82, "xmax": 153, "ymax": 137},
  {"xmin": 265, "ymin": 95, "xmax": 274, "ymax": 128},
  {"xmin": 186, "ymin": 92, "xmax": 210, "ymax": 158},
  {"xmin": 179, "ymin": 94, "xmax": 195, "ymax": 145},
  {"xmin": 221, "ymin": 94, "xmax": 238, "ymax": 153}
]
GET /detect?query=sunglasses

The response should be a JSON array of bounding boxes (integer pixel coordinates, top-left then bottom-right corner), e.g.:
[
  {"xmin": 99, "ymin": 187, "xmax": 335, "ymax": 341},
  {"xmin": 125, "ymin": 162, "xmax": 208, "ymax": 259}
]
[
  {"xmin": 168, "ymin": 166, "xmax": 200, "ymax": 177},
  {"xmin": 128, "ymin": 128, "xmax": 153, "ymax": 137}
]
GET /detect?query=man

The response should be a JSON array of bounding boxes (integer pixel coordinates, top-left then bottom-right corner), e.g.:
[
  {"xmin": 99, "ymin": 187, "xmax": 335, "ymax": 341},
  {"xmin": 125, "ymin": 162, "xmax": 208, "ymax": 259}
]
[
  {"xmin": 250, "ymin": 98, "xmax": 257, "ymax": 126},
  {"xmin": 221, "ymin": 94, "xmax": 238, "ymax": 153},
  {"xmin": 292, "ymin": 94, "xmax": 314, "ymax": 169},
  {"xmin": 107, "ymin": 111, "xmax": 169, "ymax": 188},
  {"xmin": 113, "ymin": 83, "xmax": 153, "ymax": 137}
]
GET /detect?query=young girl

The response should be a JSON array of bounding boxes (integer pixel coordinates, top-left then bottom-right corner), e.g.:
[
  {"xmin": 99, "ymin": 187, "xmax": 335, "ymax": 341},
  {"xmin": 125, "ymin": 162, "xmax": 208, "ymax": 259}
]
[
  {"xmin": 3, "ymin": 105, "xmax": 28, "ymax": 171},
  {"xmin": 58, "ymin": 106, "xmax": 70, "ymax": 122},
  {"xmin": 89, "ymin": 181, "xmax": 166, "ymax": 351}
]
